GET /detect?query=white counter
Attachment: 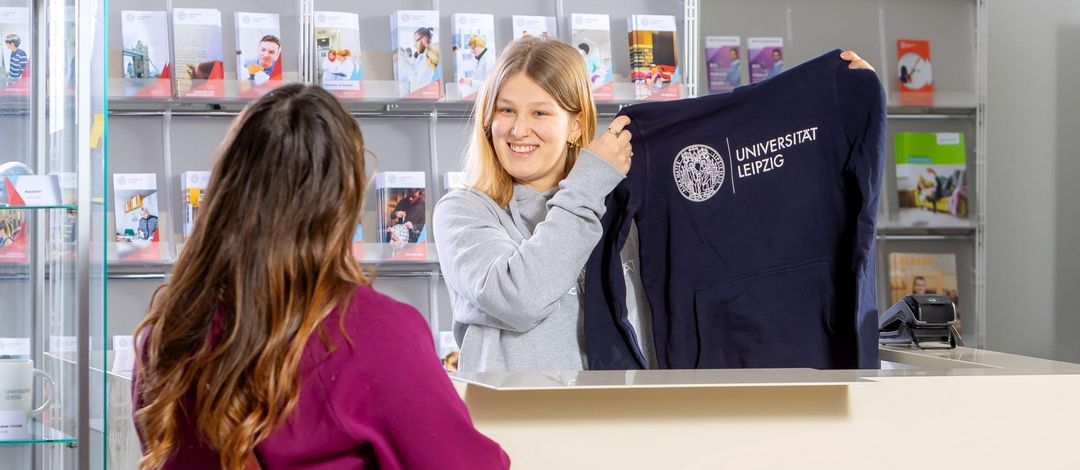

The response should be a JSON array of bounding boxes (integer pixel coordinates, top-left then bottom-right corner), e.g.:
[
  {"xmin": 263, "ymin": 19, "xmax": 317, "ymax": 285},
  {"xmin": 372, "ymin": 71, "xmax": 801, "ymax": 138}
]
[
  {"xmin": 452, "ymin": 346, "xmax": 1080, "ymax": 469},
  {"xmin": 99, "ymin": 346, "xmax": 1080, "ymax": 469}
]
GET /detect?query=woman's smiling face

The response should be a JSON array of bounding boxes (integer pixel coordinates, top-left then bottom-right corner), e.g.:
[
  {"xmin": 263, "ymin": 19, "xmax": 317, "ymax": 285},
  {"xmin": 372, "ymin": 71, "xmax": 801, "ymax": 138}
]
[{"xmin": 490, "ymin": 72, "xmax": 581, "ymax": 191}]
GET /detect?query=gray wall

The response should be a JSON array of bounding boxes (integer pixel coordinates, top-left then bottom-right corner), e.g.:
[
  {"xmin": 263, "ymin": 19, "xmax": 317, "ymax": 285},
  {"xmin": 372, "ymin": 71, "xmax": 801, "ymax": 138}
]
[{"xmin": 985, "ymin": 0, "xmax": 1080, "ymax": 362}]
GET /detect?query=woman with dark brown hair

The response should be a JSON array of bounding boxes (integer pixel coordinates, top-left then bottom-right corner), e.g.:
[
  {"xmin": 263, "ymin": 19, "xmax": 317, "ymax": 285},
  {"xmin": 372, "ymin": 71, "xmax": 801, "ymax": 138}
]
[{"xmin": 132, "ymin": 84, "xmax": 509, "ymax": 470}]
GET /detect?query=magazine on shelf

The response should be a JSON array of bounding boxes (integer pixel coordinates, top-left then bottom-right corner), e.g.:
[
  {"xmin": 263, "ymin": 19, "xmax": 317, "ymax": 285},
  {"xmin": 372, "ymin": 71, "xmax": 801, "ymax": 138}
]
[
  {"xmin": 0, "ymin": 338, "xmax": 30, "ymax": 359},
  {"xmin": 0, "ymin": 162, "xmax": 29, "ymax": 263},
  {"xmin": 113, "ymin": 173, "xmax": 160, "ymax": 243},
  {"xmin": 4, "ymin": 175, "xmax": 60, "ymax": 207},
  {"xmin": 173, "ymin": 8, "xmax": 225, "ymax": 98},
  {"xmin": 437, "ymin": 331, "xmax": 460, "ymax": 373},
  {"xmin": 57, "ymin": 172, "xmax": 76, "ymax": 205},
  {"xmin": 352, "ymin": 224, "xmax": 363, "ymax": 243},
  {"xmin": 627, "ymin": 14, "xmax": 680, "ymax": 100},
  {"xmin": 121, "ymin": 10, "xmax": 171, "ymax": 97},
  {"xmin": 0, "ymin": 210, "xmax": 27, "ymax": 263},
  {"xmin": 705, "ymin": 36, "xmax": 741, "ymax": 94},
  {"xmin": 111, "ymin": 335, "xmax": 136, "ymax": 375},
  {"xmin": 511, "ymin": 15, "xmax": 557, "ymax": 42},
  {"xmin": 897, "ymin": 38, "xmax": 933, "ymax": 106},
  {"xmin": 314, "ymin": 11, "xmax": 363, "ymax": 98},
  {"xmin": 888, "ymin": 252, "xmax": 961, "ymax": 331},
  {"xmin": 234, "ymin": 12, "xmax": 283, "ymax": 94},
  {"xmin": 451, "ymin": 13, "xmax": 495, "ymax": 101},
  {"xmin": 1, "ymin": 161, "xmax": 61, "ymax": 208},
  {"xmin": 0, "ymin": 161, "xmax": 30, "ymax": 205},
  {"xmin": 747, "ymin": 37, "xmax": 783, "ymax": 84},
  {"xmin": 570, "ymin": 13, "xmax": 614, "ymax": 100},
  {"xmin": 443, "ymin": 172, "xmax": 467, "ymax": 193},
  {"xmin": 391, "ymin": 10, "xmax": 442, "ymax": 99},
  {"xmin": 0, "ymin": 7, "xmax": 31, "ymax": 95},
  {"xmin": 895, "ymin": 132, "xmax": 968, "ymax": 227},
  {"xmin": 180, "ymin": 171, "xmax": 210, "ymax": 242},
  {"xmin": 375, "ymin": 172, "xmax": 426, "ymax": 245}
]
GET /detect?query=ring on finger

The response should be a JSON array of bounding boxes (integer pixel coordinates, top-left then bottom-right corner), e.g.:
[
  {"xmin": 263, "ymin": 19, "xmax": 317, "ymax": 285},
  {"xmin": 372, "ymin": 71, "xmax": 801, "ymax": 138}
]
[{"xmin": 607, "ymin": 127, "xmax": 620, "ymax": 137}]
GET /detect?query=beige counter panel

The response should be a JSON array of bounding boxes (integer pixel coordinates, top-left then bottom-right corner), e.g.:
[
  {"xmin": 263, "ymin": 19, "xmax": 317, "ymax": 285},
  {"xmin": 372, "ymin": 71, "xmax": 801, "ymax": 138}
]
[
  {"xmin": 453, "ymin": 368, "xmax": 868, "ymax": 390},
  {"xmin": 103, "ymin": 346, "xmax": 1080, "ymax": 469},
  {"xmin": 455, "ymin": 347, "xmax": 1080, "ymax": 469},
  {"xmin": 880, "ymin": 345, "xmax": 1080, "ymax": 371}
]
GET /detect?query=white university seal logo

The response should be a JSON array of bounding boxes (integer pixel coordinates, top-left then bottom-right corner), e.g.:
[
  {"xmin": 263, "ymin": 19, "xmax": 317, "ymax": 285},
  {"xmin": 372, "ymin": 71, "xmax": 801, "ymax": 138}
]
[{"xmin": 673, "ymin": 144, "xmax": 725, "ymax": 202}]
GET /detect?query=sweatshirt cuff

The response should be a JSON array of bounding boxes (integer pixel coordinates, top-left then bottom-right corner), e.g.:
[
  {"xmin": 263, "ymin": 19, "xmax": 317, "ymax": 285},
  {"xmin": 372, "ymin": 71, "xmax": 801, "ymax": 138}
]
[{"xmin": 560, "ymin": 149, "xmax": 626, "ymax": 202}]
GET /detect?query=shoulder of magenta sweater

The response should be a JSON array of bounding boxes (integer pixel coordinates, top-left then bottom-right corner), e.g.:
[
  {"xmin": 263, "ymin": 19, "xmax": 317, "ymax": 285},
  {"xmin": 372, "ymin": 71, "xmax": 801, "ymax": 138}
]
[{"xmin": 303, "ymin": 284, "xmax": 431, "ymax": 364}]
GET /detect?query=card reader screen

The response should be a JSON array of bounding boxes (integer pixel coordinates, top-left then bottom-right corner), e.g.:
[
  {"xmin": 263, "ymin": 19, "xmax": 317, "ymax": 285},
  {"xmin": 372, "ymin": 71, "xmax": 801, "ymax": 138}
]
[{"xmin": 918, "ymin": 303, "xmax": 955, "ymax": 324}]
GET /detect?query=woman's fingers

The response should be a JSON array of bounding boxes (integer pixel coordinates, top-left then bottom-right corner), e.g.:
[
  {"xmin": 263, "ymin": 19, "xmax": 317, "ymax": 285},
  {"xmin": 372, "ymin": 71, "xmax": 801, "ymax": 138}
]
[
  {"xmin": 841, "ymin": 50, "xmax": 875, "ymax": 71},
  {"xmin": 587, "ymin": 116, "xmax": 633, "ymax": 175},
  {"xmin": 606, "ymin": 115, "xmax": 631, "ymax": 136}
]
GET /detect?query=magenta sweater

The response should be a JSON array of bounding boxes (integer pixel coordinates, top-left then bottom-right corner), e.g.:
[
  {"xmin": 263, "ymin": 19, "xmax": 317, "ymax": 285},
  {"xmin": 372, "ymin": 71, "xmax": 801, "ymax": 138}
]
[{"xmin": 133, "ymin": 285, "xmax": 510, "ymax": 469}]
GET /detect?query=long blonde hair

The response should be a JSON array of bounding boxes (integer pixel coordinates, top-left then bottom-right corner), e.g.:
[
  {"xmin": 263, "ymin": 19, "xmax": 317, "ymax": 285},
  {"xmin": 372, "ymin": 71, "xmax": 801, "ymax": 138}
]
[
  {"xmin": 133, "ymin": 84, "xmax": 370, "ymax": 470},
  {"xmin": 465, "ymin": 37, "xmax": 597, "ymax": 207}
]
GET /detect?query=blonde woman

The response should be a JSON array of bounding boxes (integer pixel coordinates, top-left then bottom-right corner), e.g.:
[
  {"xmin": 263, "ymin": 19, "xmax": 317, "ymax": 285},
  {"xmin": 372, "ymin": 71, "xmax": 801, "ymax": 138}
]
[
  {"xmin": 333, "ymin": 48, "xmax": 355, "ymax": 81},
  {"xmin": 459, "ymin": 35, "xmax": 495, "ymax": 95},
  {"xmin": 434, "ymin": 40, "xmax": 874, "ymax": 373},
  {"xmin": 434, "ymin": 38, "xmax": 634, "ymax": 373}
]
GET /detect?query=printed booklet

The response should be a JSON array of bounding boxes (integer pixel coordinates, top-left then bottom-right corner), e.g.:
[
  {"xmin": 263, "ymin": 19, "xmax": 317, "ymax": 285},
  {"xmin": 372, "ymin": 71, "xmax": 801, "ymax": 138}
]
[
  {"xmin": 747, "ymin": 36, "xmax": 783, "ymax": 84},
  {"xmin": 173, "ymin": 8, "xmax": 225, "ymax": 98},
  {"xmin": 897, "ymin": 38, "xmax": 933, "ymax": 106},
  {"xmin": 627, "ymin": 15, "xmax": 680, "ymax": 100},
  {"xmin": 571, "ymin": 14, "xmax": 614, "ymax": 100},
  {"xmin": 895, "ymin": 132, "xmax": 968, "ymax": 227},
  {"xmin": 391, "ymin": 10, "xmax": 442, "ymax": 99},
  {"xmin": 234, "ymin": 12, "xmax": 283, "ymax": 95},
  {"xmin": 511, "ymin": 15, "xmax": 557, "ymax": 41},
  {"xmin": 451, "ymin": 13, "xmax": 495, "ymax": 100},
  {"xmin": 315, "ymin": 11, "xmax": 363, "ymax": 98},
  {"xmin": 705, "ymin": 36, "xmax": 741, "ymax": 93}
]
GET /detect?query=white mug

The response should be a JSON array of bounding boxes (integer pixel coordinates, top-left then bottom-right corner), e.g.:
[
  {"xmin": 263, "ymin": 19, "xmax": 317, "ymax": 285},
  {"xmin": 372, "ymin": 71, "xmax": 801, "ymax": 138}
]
[{"xmin": 0, "ymin": 359, "xmax": 55, "ymax": 440}]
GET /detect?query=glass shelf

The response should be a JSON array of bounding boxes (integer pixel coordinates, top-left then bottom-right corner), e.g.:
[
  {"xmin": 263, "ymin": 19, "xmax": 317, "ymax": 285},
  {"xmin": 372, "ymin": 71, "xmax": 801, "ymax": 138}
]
[
  {"xmin": 353, "ymin": 241, "xmax": 438, "ymax": 265},
  {"xmin": 107, "ymin": 241, "xmax": 174, "ymax": 267},
  {"xmin": 876, "ymin": 221, "xmax": 977, "ymax": 242},
  {"xmin": 877, "ymin": 221, "xmax": 976, "ymax": 234},
  {"xmin": 109, "ymin": 90, "xmax": 977, "ymax": 120},
  {"xmin": 0, "ymin": 422, "xmax": 77, "ymax": 446},
  {"xmin": 103, "ymin": 241, "xmax": 440, "ymax": 272},
  {"xmin": 887, "ymin": 106, "xmax": 977, "ymax": 118},
  {"xmin": 0, "ymin": 204, "xmax": 77, "ymax": 211},
  {"xmin": 108, "ymin": 80, "xmax": 689, "ymax": 117},
  {"xmin": 886, "ymin": 91, "xmax": 978, "ymax": 117}
]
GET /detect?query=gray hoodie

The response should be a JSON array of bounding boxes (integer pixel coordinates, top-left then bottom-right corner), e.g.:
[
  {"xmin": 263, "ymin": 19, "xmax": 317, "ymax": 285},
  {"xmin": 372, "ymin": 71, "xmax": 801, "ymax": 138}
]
[{"xmin": 434, "ymin": 150, "xmax": 653, "ymax": 373}]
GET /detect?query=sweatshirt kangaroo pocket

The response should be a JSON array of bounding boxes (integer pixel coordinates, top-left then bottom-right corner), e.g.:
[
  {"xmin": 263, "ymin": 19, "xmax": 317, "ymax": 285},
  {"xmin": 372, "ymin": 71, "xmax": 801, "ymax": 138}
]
[{"xmin": 693, "ymin": 259, "xmax": 835, "ymax": 369}]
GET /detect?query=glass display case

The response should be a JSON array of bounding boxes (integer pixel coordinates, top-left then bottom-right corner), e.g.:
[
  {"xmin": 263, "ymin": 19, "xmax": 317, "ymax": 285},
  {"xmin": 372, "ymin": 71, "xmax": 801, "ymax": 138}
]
[{"xmin": 0, "ymin": 0, "xmax": 106, "ymax": 468}]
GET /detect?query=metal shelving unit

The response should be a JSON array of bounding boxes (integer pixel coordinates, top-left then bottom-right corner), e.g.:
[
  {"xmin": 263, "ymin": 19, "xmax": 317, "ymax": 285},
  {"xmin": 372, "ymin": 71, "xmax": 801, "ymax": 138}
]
[{"xmin": 97, "ymin": 0, "xmax": 986, "ymax": 466}]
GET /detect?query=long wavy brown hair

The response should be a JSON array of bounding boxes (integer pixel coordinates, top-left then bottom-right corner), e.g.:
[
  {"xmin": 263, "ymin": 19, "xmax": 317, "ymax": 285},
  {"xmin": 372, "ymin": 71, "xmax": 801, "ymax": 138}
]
[{"xmin": 133, "ymin": 84, "xmax": 370, "ymax": 470}]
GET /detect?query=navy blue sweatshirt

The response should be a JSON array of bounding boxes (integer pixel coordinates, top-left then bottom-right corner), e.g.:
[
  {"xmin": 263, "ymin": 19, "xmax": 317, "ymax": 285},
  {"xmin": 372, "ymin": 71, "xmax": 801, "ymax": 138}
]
[{"xmin": 584, "ymin": 50, "xmax": 885, "ymax": 370}]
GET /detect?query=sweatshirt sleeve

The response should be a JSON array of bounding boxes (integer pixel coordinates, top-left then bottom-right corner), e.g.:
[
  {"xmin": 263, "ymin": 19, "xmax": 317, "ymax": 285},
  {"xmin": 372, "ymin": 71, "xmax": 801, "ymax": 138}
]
[
  {"xmin": 326, "ymin": 299, "xmax": 511, "ymax": 470},
  {"xmin": 836, "ymin": 63, "xmax": 887, "ymax": 369},
  {"xmin": 433, "ymin": 150, "xmax": 625, "ymax": 332},
  {"xmin": 584, "ymin": 108, "xmax": 651, "ymax": 370}
]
